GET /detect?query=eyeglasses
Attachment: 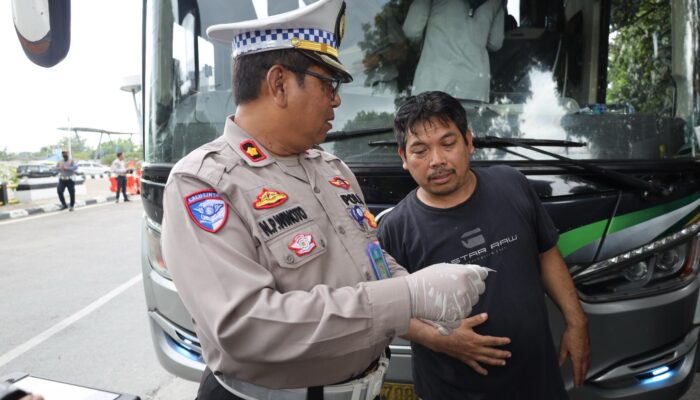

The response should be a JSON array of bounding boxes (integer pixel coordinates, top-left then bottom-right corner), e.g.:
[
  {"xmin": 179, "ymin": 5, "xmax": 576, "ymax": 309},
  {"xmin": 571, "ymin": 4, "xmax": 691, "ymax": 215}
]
[{"xmin": 282, "ymin": 65, "xmax": 342, "ymax": 99}]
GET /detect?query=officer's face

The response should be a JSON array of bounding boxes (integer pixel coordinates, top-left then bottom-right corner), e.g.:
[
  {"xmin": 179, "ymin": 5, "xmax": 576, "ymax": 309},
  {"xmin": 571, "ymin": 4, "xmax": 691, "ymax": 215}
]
[
  {"xmin": 289, "ymin": 64, "xmax": 341, "ymax": 148},
  {"xmin": 399, "ymin": 117, "xmax": 474, "ymax": 202}
]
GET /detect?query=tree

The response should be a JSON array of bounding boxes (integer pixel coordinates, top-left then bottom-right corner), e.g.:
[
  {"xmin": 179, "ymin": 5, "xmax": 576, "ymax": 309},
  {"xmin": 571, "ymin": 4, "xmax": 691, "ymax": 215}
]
[
  {"xmin": 606, "ymin": 0, "xmax": 674, "ymax": 115},
  {"xmin": 58, "ymin": 135, "xmax": 90, "ymax": 153},
  {"xmin": 358, "ymin": 0, "xmax": 420, "ymax": 99},
  {"xmin": 0, "ymin": 147, "xmax": 10, "ymax": 161}
]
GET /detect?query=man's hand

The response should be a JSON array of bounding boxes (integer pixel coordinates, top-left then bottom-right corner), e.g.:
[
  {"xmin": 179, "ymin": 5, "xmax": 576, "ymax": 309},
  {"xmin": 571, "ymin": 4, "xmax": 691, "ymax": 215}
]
[
  {"xmin": 430, "ymin": 313, "xmax": 511, "ymax": 375},
  {"xmin": 558, "ymin": 323, "xmax": 590, "ymax": 387},
  {"xmin": 404, "ymin": 263, "xmax": 488, "ymax": 324}
]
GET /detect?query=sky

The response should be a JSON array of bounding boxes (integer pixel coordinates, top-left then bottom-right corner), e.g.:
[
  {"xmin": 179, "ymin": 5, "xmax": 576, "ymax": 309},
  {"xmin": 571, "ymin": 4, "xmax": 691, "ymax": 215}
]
[
  {"xmin": 0, "ymin": 0, "xmax": 520, "ymax": 155},
  {"xmin": 0, "ymin": 1, "xmax": 142, "ymax": 154}
]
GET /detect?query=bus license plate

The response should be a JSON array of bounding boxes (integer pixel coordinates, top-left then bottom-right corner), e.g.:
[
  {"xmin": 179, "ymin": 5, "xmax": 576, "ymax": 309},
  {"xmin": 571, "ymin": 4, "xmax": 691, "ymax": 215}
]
[{"xmin": 381, "ymin": 382, "xmax": 417, "ymax": 400}]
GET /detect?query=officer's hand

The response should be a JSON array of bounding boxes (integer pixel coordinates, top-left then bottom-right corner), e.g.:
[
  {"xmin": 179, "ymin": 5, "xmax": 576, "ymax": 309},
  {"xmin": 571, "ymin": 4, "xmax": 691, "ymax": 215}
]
[{"xmin": 404, "ymin": 263, "xmax": 488, "ymax": 326}]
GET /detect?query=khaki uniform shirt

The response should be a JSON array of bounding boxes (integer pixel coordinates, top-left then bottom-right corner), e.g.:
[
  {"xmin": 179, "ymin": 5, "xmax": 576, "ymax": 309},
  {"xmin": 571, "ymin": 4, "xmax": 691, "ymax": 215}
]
[{"xmin": 162, "ymin": 117, "xmax": 411, "ymax": 389}]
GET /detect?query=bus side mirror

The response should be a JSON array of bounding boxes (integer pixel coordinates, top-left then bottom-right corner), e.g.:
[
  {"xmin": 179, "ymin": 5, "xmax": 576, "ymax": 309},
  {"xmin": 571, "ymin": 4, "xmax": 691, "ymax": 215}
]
[{"xmin": 12, "ymin": 0, "xmax": 71, "ymax": 68}]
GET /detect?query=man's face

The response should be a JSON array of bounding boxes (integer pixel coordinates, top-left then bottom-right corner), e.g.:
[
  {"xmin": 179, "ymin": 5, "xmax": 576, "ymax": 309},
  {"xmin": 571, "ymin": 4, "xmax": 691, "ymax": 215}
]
[
  {"xmin": 287, "ymin": 64, "xmax": 341, "ymax": 149},
  {"xmin": 62, "ymin": 152, "xmax": 69, "ymax": 161},
  {"xmin": 399, "ymin": 117, "xmax": 474, "ymax": 198}
]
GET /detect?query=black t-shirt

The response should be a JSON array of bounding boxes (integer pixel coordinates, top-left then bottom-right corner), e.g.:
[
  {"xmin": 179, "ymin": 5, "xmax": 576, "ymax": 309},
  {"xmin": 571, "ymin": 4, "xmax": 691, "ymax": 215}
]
[{"xmin": 378, "ymin": 166, "xmax": 568, "ymax": 400}]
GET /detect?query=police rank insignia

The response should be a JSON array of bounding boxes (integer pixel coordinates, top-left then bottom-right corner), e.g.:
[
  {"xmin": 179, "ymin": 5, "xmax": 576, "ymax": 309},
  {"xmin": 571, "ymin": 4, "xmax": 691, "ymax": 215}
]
[
  {"xmin": 288, "ymin": 233, "xmax": 316, "ymax": 256},
  {"xmin": 240, "ymin": 140, "xmax": 267, "ymax": 162},
  {"xmin": 329, "ymin": 176, "xmax": 351, "ymax": 190},
  {"xmin": 253, "ymin": 188, "xmax": 288, "ymax": 210},
  {"xmin": 185, "ymin": 190, "xmax": 228, "ymax": 233}
]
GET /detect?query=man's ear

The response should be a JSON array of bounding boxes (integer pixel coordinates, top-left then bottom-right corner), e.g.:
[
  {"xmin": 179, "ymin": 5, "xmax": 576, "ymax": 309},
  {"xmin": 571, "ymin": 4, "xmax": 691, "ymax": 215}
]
[
  {"xmin": 398, "ymin": 147, "xmax": 408, "ymax": 171},
  {"xmin": 265, "ymin": 65, "xmax": 287, "ymax": 106},
  {"xmin": 466, "ymin": 128, "xmax": 475, "ymax": 154}
]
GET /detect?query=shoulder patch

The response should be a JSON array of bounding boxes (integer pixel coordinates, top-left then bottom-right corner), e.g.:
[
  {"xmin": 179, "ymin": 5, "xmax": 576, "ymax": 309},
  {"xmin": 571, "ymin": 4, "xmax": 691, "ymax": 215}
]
[
  {"xmin": 184, "ymin": 190, "xmax": 229, "ymax": 233},
  {"xmin": 240, "ymin": 140, "xmax": 267, "ymax": 162}
]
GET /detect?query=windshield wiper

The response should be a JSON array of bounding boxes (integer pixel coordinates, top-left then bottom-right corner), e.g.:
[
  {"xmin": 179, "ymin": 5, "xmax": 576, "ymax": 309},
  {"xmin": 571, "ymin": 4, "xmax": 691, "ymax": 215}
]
[
  {"xmin": 366, "ymin": 135, "xmax": 588, "ymax": 148},
  {"xmin": 368, "ymin": 135, "xmax": 668, "ymax": 196},
  {"xmin": 325, "ymin": 127, "xmax": 393, "ymax": 142},
  {"xmin": 341, "ymin": 131, "xmax": 668, "ymax": 196},
  {"xmin": 477, "ymin": 136, "xmax": 670, "ymax": 196},
  {"xmin": 474, "ymin": 136, "xmax": 587, "ymax": 148}
]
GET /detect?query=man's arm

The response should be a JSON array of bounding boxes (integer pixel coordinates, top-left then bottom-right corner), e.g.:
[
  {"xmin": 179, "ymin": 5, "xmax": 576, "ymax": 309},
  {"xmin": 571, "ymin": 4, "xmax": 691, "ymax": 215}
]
[
  {"xmin": 401, "ymin": 314, "xmax": 511, "ymax": 375},
  {"xmin": 486, "ymin": 0, "xmax": 505, "ymax": 51},
  {"xmin": 540, "ymin": 246, "xmax": 590, "ymax": 387},
  {"xmin": 402, "ymin": 0, "xmax": 431, "ymax": 42}
]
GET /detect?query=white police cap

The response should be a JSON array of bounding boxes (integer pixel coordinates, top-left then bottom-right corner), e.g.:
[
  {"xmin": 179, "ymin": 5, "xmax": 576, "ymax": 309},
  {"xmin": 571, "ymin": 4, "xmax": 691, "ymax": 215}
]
[{"xmin": 207, "ymin": 0, "xmax": 351, "ymax": 82}]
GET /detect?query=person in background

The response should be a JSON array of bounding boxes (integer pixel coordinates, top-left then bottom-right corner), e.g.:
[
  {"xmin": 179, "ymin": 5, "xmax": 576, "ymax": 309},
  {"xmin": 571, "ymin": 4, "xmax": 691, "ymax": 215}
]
[
  {"xmin": 379, "ymin": 91, "xmax": 590, "ymax": 399},
  {"xmin": 160, "ymin": 2, "xmax": 489, "ymax": 399},
  {"xmin": 111, "ymin": 152, "xmax": 129, "ymax": 203},
  {"xmin": 403, "ymin": 0, "xmax": 504, "ymax": 103},
  {"xmin": 56, "ymin": 150, "xmax": 77, "ymax": 211}
]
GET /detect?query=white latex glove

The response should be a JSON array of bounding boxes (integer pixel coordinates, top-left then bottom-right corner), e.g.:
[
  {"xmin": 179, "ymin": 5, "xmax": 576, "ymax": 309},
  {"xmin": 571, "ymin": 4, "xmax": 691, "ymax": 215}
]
[{"xmin": 404, "ymin": 263, "xmax": 489, "ymax": 335}]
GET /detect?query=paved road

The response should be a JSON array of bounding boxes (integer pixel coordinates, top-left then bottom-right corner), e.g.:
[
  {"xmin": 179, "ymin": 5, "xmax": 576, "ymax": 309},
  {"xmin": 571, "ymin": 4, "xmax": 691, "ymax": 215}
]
[
  {"xmin": 0, "ymin": 200, "xmax": 198, "ymax": 399},
  {"xmin": 0, "ymin": 199, "xmax": 698, "ymax": 400}
]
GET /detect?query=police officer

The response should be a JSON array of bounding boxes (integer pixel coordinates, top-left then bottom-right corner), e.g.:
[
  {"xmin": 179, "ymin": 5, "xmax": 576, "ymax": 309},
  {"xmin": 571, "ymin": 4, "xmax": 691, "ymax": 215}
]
[{"xmin": 161, "ymin": 1, "xmax": 489, "ymax": 399}]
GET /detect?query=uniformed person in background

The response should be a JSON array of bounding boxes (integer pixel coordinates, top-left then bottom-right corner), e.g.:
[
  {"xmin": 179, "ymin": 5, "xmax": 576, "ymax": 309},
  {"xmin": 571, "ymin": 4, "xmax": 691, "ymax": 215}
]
[
  {"xmin": 161, "ymin": 1, "xmax": 489, "ymax": 399},
  {"xmin": 56, "ymin": 150, "xmax": 78, "ymax": 211}
]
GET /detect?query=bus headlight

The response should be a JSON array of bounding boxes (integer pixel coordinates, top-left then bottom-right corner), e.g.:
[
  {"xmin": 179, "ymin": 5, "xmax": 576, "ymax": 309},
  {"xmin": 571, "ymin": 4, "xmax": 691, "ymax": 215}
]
[{"xmin": 572, "ymin": 221, "xmax": 700, "ymax": 302}]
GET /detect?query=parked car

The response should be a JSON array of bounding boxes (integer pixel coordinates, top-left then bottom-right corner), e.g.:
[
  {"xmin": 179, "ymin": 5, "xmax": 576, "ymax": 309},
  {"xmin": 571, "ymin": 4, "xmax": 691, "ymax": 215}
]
[
  {"xmin": 15, "ymin": 164, "xmax": 57, "ymax": 179},
  {"xmin": 76, "ymin": 161, "xmax": 110, "ymax": 176}
]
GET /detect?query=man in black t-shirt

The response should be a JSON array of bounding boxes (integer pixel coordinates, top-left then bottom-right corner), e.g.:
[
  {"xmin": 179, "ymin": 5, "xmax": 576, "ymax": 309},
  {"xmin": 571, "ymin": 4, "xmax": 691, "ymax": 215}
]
[{"xmin": 378, "ymin": 91, "xmax": 590, "ymax": 399}]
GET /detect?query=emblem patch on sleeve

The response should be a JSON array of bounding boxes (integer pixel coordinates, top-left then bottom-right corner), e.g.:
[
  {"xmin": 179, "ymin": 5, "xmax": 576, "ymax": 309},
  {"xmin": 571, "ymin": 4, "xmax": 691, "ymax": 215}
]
[
  {"xmin": 240, "ymin": 140, "xmax": 267, "ymax": 162},
  {"xmin": 184, "ymin": 190, "xmax": 228, "ymax": 233},
  {"xmin": 363, "ymin": 210, "xmax": 378, "ymax": 229},
  {"xmin": 253, "ymin": 188, "xmax": 289, "ymax": 210},
  {"xmin": 329, "ymin": 176, "xmax": 351, "ymax": 190},
  {"xmin": 288, "ymin": 233, "xmax": 316, "ymax": 256}
]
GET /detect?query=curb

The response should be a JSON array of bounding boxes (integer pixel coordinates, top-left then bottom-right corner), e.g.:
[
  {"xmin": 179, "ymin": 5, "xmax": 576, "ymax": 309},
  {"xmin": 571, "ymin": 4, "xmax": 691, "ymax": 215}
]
[{"xmin": 0, "ymin": 195, "xmax": 138, "ymax": 221}]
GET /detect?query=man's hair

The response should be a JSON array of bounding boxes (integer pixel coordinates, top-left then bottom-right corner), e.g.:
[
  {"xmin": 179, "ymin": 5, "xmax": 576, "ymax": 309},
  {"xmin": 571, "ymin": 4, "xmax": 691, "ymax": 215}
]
[
  {"xmin": 393, "ymin": 91, "xmax": 469, "ymax": 151},
  {"xmin": 233, "ymin": 49, "xmax": 315, "ymax": 104},
  {"xmin": 116, "ymin": 152, "xmax": 123, "ymax": 157}
]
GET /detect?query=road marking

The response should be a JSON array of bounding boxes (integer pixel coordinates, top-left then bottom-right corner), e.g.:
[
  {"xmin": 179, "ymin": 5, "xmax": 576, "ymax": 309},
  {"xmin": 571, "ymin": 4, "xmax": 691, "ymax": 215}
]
[
  {"xmin": 0, "ymin": 274, "xmax": 143, "ymax": 368},
  {"xmin": 0, "ymin": 201, "xmax": 115, "ymax": 225}
]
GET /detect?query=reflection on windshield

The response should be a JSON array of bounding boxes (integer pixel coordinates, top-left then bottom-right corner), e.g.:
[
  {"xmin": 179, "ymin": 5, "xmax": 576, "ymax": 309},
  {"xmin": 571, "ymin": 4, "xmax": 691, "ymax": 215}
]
[{"xmin": 146, "ymin": 0, "xmax": 699, "ymax": 164}]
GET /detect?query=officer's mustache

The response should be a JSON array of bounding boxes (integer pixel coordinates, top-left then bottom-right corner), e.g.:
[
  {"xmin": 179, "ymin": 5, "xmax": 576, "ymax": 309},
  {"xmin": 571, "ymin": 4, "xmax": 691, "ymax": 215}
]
[{"xmin": 428, "ymin": 167, "xmax": 455, "ymax": 180}]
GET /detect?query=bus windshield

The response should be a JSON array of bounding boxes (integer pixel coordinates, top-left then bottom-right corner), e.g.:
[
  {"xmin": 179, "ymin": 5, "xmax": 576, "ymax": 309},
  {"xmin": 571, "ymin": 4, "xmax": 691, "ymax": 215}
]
[{"xmin": 144, "ymin": 0, "xmax": 700, "ymax": 165}]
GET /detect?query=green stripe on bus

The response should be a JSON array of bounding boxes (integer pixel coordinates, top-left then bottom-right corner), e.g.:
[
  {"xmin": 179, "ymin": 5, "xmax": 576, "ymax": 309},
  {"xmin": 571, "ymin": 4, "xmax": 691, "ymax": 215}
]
[
  {"xmin": 608, "ymin": 193, "xmax": 700, "ymax": 234},
  {"xmin": 557, "ymin": 220, "xmax": 607, "ymax": 258}
]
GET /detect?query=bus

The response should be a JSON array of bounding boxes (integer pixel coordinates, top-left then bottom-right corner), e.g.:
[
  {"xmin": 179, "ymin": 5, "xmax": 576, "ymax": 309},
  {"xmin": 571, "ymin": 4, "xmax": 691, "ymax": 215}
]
[{"xmin": 15, "ymin": 1, "xmax": 700, "ymax": 399}]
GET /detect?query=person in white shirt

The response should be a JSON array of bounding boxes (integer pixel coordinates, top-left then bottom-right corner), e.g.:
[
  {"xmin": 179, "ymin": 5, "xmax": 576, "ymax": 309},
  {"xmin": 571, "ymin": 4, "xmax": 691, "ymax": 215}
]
[
  {"xmin": 57, "ymin": 150, "xmax": 78, "ymax": 211},
  {"xmin": 403, "ymin": 0, "xmax": 504, "ymax": 103},
  {"xmin": 111, "ymin": 152, "xmax": 130, "ymax": 203}
]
